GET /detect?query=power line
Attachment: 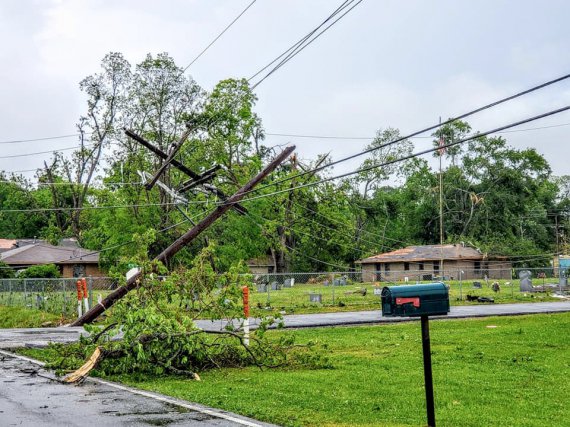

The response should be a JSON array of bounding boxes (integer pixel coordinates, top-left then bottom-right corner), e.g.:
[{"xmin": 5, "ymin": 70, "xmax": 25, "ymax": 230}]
[
  {"xmin": 232, "ymin": 105, "xmax": 570, "ymax": 205},
  {"xmin": 249, "ymin": 0, "xmax": 352, "ymax": 81},
  {"xmin": 249, "ymin": 0, "xmax": 364, "ymax": 90},
  {"xmin": 242, "ymin": 72, "xmax": 570, "ymax": 197},
  {"xmin": 0, "ymin": 144, "xmax": 94, "ymax": 160},
  {"xmin": 183, "ymin": 0, "xmax": 257, "ymax": 72},
  {"xmin": 2, "ymin": 117, "xmax": 569, "ymax": 151},
  {"xmin": 293, "ymin": 200, "xmax": 413, "ymax": 249},
  {"xmin": 0, "ymin": 200, "xmax": 210, "ymax": 214},
  {"xmin": 264, "ymin": 121, "xmax": 570, "ymax": 141},
  {"xmin": 245, "ymin": 212, "xmax": 354, "ymax": 270},
  {"xmin": 0, "ymin": 134, "xmax": 81, "ymax": 144}
]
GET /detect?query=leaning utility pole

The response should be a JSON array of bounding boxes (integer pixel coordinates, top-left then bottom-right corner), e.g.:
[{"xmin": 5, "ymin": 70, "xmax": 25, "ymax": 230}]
[{"xmin": 72, "ymin": 145, "xmax": 296, "ymax": 326}]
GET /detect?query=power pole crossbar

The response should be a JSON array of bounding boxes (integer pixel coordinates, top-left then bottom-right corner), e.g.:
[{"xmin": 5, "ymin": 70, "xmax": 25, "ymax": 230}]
[
  {"xmin": 124, "ymin": 128, "xmax": 246, "ymax": 215},
  {"xmin": 145, "ymin": 126, "xmax": 194, "ymax": 190},
  {"xmin": 71, "ymin": 145, "xmax": 295, "ymax": 326}
]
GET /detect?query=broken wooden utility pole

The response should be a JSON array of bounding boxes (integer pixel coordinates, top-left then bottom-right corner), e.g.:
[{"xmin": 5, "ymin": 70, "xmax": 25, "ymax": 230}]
[
  {"xmin": 71, "ymin": 145, "xmax": 296, "ymax": 326},
  {"xmin": 144, "ymin": 126, "xmax": 194, "ymax": 190},
  {"xmin": 123, "ymin": 128, "xmax": 247, "ymax": 215}
]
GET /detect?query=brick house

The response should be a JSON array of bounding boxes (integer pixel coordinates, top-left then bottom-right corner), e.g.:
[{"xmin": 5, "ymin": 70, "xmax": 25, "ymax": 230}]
[
  {"xmin": 0, "ymin": 243, "xmax": 102, "ymax": 278},
  {"xmin": 357, "ymin": 244, "xmax": 512, "ymax": 282}
]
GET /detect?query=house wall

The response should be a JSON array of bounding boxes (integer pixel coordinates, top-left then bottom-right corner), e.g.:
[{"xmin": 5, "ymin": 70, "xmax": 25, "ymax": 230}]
[
  {"xmin": 249, "ymin": 265, "xmax": 271, "ymax": 275},
  {"xmin": 61, "ymin": 264, "xmax": 104, "ymax": 278},
  {"xmin": 361, "ymin": 260, "xmax": 512, "ymax": 282}
]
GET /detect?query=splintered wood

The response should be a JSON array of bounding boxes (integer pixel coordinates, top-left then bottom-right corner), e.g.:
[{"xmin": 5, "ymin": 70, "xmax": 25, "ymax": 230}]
[{"xmin": 62, "ymin": 346, "xmax": 102, "ymax": 384}]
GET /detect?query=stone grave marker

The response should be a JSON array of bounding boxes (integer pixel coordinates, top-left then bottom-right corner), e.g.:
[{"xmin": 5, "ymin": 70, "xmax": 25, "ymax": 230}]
[{"xmin": 519, "ymin": 270, "xmax": 533, "ymax": 292}]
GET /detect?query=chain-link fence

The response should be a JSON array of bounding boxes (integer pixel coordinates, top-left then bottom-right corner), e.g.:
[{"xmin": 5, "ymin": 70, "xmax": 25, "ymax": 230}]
[
  {"xmin": 0, "ymin": 277, "xmax": 116, "ymax": 317},
  {"xmin": 1, "ymin": 267, "xmax": 566, "ymax": 317},
  {"xmin": 252, "ymin": 267, "xmax": 566, "ymax": 286}
]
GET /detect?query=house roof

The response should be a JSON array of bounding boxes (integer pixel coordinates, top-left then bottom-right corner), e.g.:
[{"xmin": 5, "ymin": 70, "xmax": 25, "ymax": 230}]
[
  {"xmin": 358, "ymin": 244, "xmax": 484, "ymax": 264},
  {"xmin": 0, "ymin": 243, "xmax": 99, "ymax": 266},
  {"xmin": 0, "ymin": 238, "xmax": 80, "ymax": 253},
  {"xmin": 0, "ymin": 239, "xmax": 17, "ymax": 252}
]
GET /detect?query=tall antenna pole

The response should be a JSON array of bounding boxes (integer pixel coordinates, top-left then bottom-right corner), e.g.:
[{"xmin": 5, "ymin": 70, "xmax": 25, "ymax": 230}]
[{"xmin": 439, "ymin": 117, "xmax": 444, "ymax": 278}]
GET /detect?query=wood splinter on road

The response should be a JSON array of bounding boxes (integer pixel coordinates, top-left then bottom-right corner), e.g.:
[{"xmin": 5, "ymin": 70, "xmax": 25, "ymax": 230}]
[{"xmin": 62, "ymin": 346, "xmax": 102, "ymax": 384}]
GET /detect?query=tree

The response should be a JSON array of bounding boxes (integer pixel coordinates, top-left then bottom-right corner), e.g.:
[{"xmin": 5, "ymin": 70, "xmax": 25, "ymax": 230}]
[{"xmin": 45, "ymin": 240, "xmax": 327, "ymax": 379}]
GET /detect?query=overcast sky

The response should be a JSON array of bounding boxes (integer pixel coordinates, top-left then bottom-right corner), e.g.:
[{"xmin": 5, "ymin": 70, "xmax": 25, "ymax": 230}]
[{"xmin": 1, "ymin": 0, "xmax": 570, "ymax": 181}]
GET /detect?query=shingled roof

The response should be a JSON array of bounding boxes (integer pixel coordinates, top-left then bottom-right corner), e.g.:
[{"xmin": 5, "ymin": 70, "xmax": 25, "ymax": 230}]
[
  {"xmin": 358, "ymin": 244, "xmax": 484, "ymax": 264},
  {"xmin": 0, "ymin": 243, "xmax": 99, "ymax": 266}
]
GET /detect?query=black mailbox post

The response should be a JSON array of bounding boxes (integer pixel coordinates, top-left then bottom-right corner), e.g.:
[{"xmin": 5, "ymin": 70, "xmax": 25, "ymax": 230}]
[{"xmin": 381, "ymin": 283, "xmax": 449, "ymax": 427}]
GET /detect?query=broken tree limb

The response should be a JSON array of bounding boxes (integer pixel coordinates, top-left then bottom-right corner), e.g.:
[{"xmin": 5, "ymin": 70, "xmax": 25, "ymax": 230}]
[{"xmin": 71, "ymin": 145, "xmax": 296, "ymax": 326}]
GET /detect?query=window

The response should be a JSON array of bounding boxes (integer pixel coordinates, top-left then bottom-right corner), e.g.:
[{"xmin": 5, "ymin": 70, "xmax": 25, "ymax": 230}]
[
  {"xmin": 474, "ymin": 261, "xmax": 481, "ymax": 274},
  {"xmin": 419, "ymin": 262, "xmax": 424, "ymax": 271},
  {"xmin": 384, "ymin": 263, "xmax": 390, "ymax": 276},
  {"xmin": 404, "ymin": 262, "xmax": 410, "ymax": 271},
  {"xmin": 375, "ymin": 263, "xmax": 382, "ymax": 281},
  {"xmin": 433, "ymin": 261, "xmax": 440, "ymax": 274}
]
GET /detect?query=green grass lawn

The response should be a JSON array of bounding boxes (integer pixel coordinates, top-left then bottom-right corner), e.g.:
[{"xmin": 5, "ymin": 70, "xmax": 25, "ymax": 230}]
[
  {"xmin": 0, "ymin": 306, "xmax": 63, "ymax": 328},
  {"xmin": 20, "ymin": 312, "xmax": 570, "ymax": 426}
]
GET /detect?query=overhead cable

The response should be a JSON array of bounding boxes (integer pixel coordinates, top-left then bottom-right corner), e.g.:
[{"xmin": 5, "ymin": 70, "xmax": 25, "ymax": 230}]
[
  {"xmin": 183, "ymin": 0, "xmax": 257, "ymax": 72},
  {"xmin": 233, "ymin": 105, "xmax": 570, "ymax": 204}
]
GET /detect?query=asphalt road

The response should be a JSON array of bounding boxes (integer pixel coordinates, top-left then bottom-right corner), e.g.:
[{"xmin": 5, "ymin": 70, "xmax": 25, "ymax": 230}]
[
  {"xmin": 0, "ymin": 351, "xmax": 276, "ymax": 427},
  {"xmin": 197, "ymin": 300, "xmax": 570, "ymax": 330},
  {"xmin": 1, "ymin": 301, "xmax": 570, "ymax": 348}
]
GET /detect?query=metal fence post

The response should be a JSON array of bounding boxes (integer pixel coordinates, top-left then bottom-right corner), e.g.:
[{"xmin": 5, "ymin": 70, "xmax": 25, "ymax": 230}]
[
  {"xmin": 24, "ymin": 279, "xmax": 27, "ymax": 308},
  {"xmin": 88, "ymin": 276, "xmax": 93, "ymax": 310}
]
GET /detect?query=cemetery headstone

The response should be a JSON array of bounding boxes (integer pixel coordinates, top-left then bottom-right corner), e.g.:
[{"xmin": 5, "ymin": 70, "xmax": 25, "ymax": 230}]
[
  {"xmin": 309, "ymin": 293, "xmax": 322, "ymax": 303},
  {"xmin": 519, "ymin": 270, "xmax": 533, "ymax": 292}
]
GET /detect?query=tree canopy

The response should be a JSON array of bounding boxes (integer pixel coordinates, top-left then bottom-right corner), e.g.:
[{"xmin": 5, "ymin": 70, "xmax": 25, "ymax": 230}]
[{"xmin": 0, "ymin": 54, "xmax": 567, "ymax": 272}]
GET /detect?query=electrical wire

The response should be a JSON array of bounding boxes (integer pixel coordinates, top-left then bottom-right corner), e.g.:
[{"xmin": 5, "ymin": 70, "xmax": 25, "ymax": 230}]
[
  {"xmin": 232, "ymin": 104, "xmax": 570, "ymax": 205},
  {"xmin": 0, "ymin": 144, "xmax": 95, "ymax": 160},
  {"xmin": 246, "ymin": 72, "xmax": 570, "ymax": 195},
  {"xmin": 0, "ymin": 134, "xmax": 81, "ymax": 144},
  {"xmin": 249, "ymin": 0, "xmax": 364, "ymax": 89},
  {"xmin": 245, "ymin": 212, "xmax": 354, "ymax": 270},
  {"xmin": 248, "ymin": 0, "xmax": 352, "ymax": 82},
  {"xmin": 0, "ymin": 200, "xmax": 210, "ymax": 214},
  {"xmin": 264, "ymin": 121, "xmax": 570, "ymax": 141},
  {"xmin": 183, "ymin": 0, "xmax": 257, "ymax": 72}
]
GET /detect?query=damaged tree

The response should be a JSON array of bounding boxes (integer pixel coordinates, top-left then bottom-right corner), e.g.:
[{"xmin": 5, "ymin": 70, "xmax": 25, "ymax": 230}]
[
  {"xmin": 55, "ymin": 240, "xmax": 328, "ymax": 382},
  {"xmin": 72, "ymin": 144, "xmax": 295, "ymax": 326}
]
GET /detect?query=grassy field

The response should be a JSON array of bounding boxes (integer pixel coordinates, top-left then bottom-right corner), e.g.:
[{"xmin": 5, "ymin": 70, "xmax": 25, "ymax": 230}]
[
  {"xmin": 247, "ymin": 279, "xmax": 561, "ymax": 316},
  {"xmin": 20, "ymin": 312, "xmax": 570, "ymax": 426},
  {"xmin": 0, "ymin": 306, "xmax": 63, "ymax": 328},
  {"xmin": 0, "ymin": 278, "xmax": 563, "ymax": 321}
]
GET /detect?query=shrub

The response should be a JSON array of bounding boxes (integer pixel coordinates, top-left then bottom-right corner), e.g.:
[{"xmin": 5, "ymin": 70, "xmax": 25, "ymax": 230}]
[{"xmin": 18, "ymin": 264, "xmax": 62, "ymax": 279}]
